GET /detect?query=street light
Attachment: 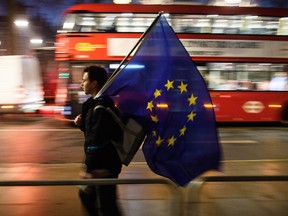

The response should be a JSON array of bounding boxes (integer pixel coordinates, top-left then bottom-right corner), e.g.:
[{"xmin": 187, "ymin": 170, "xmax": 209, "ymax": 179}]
[
  {"xmin": 30, "ymin": 39, "xmax": 43, "ymax": 44},
  {"xmin": 14, "ymin": 19, "xmax": 43, "ymax": 52},
  {"xmin": 113, "ymin": 0, "xmax": 131, "ymax": 3},
  {"xmin": 14, "ymin": 19, "xmax": 29, "ymax": 27},
  {"xmin": 225, "ymin": 0, "xmax": 242, "ymax": 3}
]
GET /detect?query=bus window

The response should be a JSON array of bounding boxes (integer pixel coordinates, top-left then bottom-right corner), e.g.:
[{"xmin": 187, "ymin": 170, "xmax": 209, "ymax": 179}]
[
  {"xmin": 205, "ymin": 63, "xmax": 287, "ymax": 91},
  {"xmin": 269, "ymin": 72, "xmax": 288, "ymax": 91}
]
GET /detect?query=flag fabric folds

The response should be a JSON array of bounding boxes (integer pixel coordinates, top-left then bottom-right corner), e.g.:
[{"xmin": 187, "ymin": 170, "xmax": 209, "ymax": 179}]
[{"xmin": 101, "ymin": 14, "xmax": 222, "ymax": 186}]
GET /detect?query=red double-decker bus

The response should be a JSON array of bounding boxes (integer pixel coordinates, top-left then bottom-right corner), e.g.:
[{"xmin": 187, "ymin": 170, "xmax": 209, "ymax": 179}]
[{"xmin": 54, "ymin": 3, "xmax": 288, "ymax": 123}]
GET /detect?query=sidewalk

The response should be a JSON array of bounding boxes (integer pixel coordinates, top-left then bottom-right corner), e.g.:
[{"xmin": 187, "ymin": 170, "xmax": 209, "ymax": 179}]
[{"xmin": 0, "ymin": 161, "xmax": 287, "ymax": 216}]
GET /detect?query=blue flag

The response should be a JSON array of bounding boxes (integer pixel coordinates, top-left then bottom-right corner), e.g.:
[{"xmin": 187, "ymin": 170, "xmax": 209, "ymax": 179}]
[{"xmin": 101, "ymin": 14, "xmax": 222, "ymax": 186}]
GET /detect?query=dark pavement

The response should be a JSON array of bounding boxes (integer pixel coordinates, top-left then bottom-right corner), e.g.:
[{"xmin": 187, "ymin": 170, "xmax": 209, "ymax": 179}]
[{"xmin": 0, "ymin": 160, "xmax": 287, "ymax": 216}]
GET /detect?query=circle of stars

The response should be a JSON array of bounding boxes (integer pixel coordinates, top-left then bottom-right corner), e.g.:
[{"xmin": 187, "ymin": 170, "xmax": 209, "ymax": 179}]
[{"xmin": 146, "ymin": 79, "xmax": 198, "ymax": 147}]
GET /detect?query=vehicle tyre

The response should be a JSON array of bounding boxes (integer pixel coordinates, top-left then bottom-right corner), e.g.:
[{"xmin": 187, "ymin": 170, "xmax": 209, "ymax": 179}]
[{"xmin": 281, "ymin": 102, "xmax": 288, "ymax": 125}]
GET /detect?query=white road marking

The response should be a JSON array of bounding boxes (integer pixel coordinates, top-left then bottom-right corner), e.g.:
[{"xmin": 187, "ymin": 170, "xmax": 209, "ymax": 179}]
[
  {"xmin": 221, "ymin": 140, "xmax": 258, "ymax": 144},
  {"xmin": 223, "ymin": 159, "xmax": 288, "ymax": 163},
  {"xmin": 0, "ymin": 130, "xmax": 261, "ymax": 144},
  {"xmin": 0, "ymin": 129, "xmax": 78, "ymax": 132}
]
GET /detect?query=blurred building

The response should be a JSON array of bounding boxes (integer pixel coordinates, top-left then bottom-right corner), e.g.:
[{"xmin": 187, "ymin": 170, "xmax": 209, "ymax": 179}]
[
  {"xmin": 0, "ymin": 16, "xmax": 9, "ymax": 55},
  {"xmin": 0, "ymin": 1, "xmax": 55, "ymax": 56}
]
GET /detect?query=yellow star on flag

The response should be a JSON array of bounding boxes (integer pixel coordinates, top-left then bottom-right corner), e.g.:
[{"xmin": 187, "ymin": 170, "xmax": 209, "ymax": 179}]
[
  {"xmin": 146, "ymin": 101, "xmax": 154, "ymax": 111},
  {"xmin": 152, "ymin": 131, "xmax": 157, "ymax": 137},
  {"xmin": 187, "ymin": 111, "xmax": 197, "ymax": 122},
  {"xmin": 188, "ymin": 94, "xmax": 198, "ymax": 106},
  {"xmin": 165, "ymin": 80, "xmax": 174, "ymax": 90},
  {"xmin": 155, "ymin": 136, "xmax": 164, "ymax": 146},
  {"xmin": 167, "ymin": 135, "xmax": 177, "ymax": 146},
  {"xmin": 179, "ymin": 125, "xmax": 187, "ymax": 136},
  {"xmin": 151, "ymin": 115, "xmax": 159, "ymax": 123},
  {"xmin": 178, "ymin": 81, "xmax": 188, "ymax": 94},
  {"xmin": 154, "ymin": 89, "xmax": 162, "ymax": 98}
]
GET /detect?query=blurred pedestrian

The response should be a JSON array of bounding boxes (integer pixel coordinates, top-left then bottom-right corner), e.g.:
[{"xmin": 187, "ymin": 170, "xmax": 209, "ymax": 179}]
[{"xmin": 74, "ymin": 65, "xmax": 122, "ymax": 216}]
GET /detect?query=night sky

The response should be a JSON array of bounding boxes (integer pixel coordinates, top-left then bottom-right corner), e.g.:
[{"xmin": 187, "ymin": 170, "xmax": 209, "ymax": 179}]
[{"xmin": 0, "ymin": 0, "xmax": 288, "ymax": 28}]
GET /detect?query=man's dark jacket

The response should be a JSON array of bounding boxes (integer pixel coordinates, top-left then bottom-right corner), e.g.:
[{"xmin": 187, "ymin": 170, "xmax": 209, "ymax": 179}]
[{"xmin": 80, "ymin": 95, "xmax": 122, "ymax": 177}]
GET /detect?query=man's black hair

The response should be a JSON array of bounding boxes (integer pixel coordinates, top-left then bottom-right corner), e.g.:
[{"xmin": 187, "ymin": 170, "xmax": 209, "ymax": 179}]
[{"xmin": 84, "ymin": 65, "xmax": 108, "ymax": 89}]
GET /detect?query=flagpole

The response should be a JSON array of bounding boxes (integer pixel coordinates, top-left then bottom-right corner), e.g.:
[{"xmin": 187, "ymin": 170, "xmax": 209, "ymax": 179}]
[{"xmin": 95, "ymin": 11, "xmax": 164, "ymax": 98}]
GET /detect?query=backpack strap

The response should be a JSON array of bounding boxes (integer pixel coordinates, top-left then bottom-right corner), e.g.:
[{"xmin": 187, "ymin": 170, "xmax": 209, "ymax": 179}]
[
  {"xmin": 94, "ymin": 104, "xmax": 121, "ymax": 123},
  {"xmin": 93, "ymin": 105, "xmax": 140, "ymax": 136}
]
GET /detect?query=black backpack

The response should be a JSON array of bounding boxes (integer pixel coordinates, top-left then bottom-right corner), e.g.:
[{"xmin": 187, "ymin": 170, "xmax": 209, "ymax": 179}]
[{"xmin": 94, "ymin": 105, "xmax": 146, "ymax": 166}]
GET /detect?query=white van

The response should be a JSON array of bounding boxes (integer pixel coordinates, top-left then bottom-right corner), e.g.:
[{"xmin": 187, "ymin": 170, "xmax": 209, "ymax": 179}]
[{"xmin": 0, "ymin": 55, "xmax": 44, "ymax": 113}]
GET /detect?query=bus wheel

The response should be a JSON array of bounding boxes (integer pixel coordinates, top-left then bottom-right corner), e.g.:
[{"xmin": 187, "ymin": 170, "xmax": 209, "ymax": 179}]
[{"xmin": 281, "ymin": 103, "xmax": 288, "ymax": 125}]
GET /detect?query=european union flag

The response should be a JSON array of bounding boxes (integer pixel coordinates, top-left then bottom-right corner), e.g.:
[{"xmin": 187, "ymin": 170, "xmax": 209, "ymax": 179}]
[{"xmin": 100, "ymin": 14, "xmax": 222, "ymax": 186}]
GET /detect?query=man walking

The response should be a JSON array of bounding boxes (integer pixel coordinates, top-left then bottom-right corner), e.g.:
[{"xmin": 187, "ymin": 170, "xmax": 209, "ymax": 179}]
[{"xmin": 74, "ymin": 65, "xmax": 122, "ymax": 216}]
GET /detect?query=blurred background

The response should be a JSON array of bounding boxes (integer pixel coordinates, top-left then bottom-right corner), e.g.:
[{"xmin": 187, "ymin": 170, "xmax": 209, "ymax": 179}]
[
  {"xmin": 0, "ymin": 0, "xmax": 288, "ymax": 117},
  {"xmin": 0, "ymin": 0, "xmax": 287, "ymax": 117},
  {"xmin": 1, "ymin": 0, "xmax": 288, "ymax": 56},
  {"xmin": 0, "ymin": 1, "xmax": 287, "ymax": 216}
]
